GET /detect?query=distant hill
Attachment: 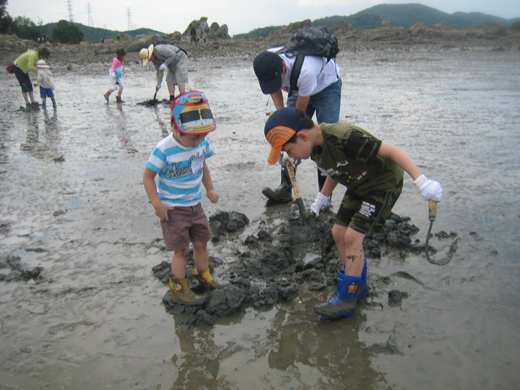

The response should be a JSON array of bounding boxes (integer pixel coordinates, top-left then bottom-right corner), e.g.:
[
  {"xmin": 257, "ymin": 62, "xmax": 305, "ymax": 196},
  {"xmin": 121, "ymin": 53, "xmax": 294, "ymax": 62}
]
[
  {"xmin": 234, "ymin": 25, "xmax": 284, "ymax": 39},
  {"xmin": 41, "ymin": 22, "xmax": 166, "ymax": 43},
  {"xmin": 238, "ymin": 3, "xmax": 519, "ymax": 38},
  {"xmin": 352, "ymin": 3, "xmax": 516, "ymax": 29}
]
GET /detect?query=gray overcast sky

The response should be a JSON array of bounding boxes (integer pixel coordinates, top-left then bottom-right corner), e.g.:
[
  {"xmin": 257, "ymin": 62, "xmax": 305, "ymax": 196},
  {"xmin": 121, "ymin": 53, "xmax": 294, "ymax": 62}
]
[{"xmin": 7, "ymin": 0, "xmax": 520, "ymax": 36}]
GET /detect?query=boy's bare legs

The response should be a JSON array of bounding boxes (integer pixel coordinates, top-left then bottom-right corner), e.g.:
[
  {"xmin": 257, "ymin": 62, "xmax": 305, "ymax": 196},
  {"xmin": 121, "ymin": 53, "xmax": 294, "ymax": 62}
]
[
  {"xmin": 331, "ymin": 224, "xmax": 364, "ymax": 276},
  {"xmin": 171, "ymin": 246, "xmax": 190, "ymax": 278},
  {"xmin": 192, "ymin": 241, "xmax": 209, "ymax": 273},
  {"xmin": 169, "ymin": 245, "xmax": 207, "ymax": 304},
  {"xmin": 315, "ymin": 225, "xmax": 367, "ymax": 318},
  {"xmin": 191, "ymin": 240, "xmax": 226, "ymax": 289},
  {"xmin": 170, "ymin": 242, "xmax": 210, "ymax": 276}
]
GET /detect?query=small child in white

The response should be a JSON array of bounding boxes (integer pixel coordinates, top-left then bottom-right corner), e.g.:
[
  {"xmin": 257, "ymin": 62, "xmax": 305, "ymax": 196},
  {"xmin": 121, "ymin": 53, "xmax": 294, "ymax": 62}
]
[{"xmin": 35, "ymin": 59, "xmax": 56, "ymax": 109}]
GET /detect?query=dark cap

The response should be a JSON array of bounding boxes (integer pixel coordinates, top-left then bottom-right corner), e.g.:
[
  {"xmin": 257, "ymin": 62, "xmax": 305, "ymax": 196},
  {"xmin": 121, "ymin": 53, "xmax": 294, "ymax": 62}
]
[
  {"xmin": 264, "ymin": 107, "xmax": 305, "ymax": 165},
  {"xmin": 116, "ymin": 48, "xmax": 127, "ymax": 57},
  {"xmin": 253, "ymin": 51, "xmax": 283, "ymax": 95},
  {"xmin": 38, "ymin": 47, "xmax": 50, "ymax": 59}
]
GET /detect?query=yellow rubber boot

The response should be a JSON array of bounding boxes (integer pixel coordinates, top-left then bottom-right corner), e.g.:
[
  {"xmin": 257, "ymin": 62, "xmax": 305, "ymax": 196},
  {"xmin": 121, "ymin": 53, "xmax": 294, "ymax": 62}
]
[
  {"xmin": 169, "ymin": 277, "xmax": 207, "ymax": 305},
  {"xmin": 192, "ymin": 268, "xmax": 227, "ymax": 290}
]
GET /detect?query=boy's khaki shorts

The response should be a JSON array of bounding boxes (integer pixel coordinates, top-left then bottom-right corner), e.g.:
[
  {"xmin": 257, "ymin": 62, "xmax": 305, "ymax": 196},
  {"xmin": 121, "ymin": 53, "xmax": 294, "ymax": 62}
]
[
  {"xmin": 334, "ymin": 180, "xmax": 403, "ymax": 235},
  {"xmin": 160, "ymin": 203, "xmax": 213, "ymax": 251}
]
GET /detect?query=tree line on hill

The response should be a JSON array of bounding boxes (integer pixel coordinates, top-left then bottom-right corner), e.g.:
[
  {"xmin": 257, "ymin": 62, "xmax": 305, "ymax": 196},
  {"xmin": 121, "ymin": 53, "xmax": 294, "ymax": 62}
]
[
  {"xmin": 0, "ymin": 0, "xmax": 83, "ymax": 43},
  {"xmin": 2, "ymin": 1, "xmax": 519, "ymax": 44},
  {"xmin": 0, "ymin": 0, "xmax": 163, "ymax": 44},
  {"xmin": 235, "ymin": 3, "xmax": 519, "ymax": 39}
]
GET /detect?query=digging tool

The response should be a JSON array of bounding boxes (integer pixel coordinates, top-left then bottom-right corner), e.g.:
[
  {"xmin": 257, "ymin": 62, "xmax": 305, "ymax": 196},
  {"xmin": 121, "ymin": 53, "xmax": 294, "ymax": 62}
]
[
  {"xmin": 284, "ymin": 159, "xmax": 305, "ymax": 217},
  {"xmin": 425, "ymin": 199, "xmax": 458, "ymax": 266},
  {"xmin": 153, "ymin": 70, "xmax": 164, "ymax": 102}
]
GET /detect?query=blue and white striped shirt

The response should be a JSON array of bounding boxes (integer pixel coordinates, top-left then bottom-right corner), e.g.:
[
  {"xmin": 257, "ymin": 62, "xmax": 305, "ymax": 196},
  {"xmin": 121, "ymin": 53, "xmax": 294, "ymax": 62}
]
[{"xmin": 145, "ymin": 134, "xmax": 214, "ymax": 207}]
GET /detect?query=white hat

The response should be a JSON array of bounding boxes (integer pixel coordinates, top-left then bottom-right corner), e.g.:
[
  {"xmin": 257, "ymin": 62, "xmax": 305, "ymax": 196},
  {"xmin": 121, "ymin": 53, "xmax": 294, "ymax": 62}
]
[
  {"xmin": 139, "ymin": 44, "xmax": 154, "ymax": 66},
  {"xmin": 36, "ymin": 59, "xmax": 49, "ymax": 68}
]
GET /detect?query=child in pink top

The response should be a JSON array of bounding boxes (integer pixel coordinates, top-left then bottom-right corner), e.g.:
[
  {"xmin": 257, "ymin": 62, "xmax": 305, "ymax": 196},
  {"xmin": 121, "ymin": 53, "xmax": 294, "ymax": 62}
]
[{"xmin": 104, "ymin": 48, "xmax": 126, "ymax": 103}]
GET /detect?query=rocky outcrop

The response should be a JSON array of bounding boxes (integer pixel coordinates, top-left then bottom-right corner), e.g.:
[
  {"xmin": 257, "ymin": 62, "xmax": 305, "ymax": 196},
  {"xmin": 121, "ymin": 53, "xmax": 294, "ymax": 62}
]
[{"xmin": 1, "ymin": 18, "xmax": 519, "ymax": 66}]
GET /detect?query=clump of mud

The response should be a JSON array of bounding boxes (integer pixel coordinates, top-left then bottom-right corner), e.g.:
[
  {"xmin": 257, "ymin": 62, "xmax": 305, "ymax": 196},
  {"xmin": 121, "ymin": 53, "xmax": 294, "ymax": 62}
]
[
  {"xmin": 152, "ymin": 210, "xmax": 442, "ymax": 327},
  {"xmin": 0, "ymin": 253, "xmax": 43, "ymax": 282},
  {"xmin": 135, "ymin": 99, "xmax": 170, "ymax": 107}
]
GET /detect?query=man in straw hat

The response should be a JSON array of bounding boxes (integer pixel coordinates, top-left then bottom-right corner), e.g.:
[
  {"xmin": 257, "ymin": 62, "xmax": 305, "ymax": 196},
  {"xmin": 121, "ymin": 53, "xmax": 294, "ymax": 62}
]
[{"xmin": 140, "ymin": 44, "xmax": 189, "ymax": 101}]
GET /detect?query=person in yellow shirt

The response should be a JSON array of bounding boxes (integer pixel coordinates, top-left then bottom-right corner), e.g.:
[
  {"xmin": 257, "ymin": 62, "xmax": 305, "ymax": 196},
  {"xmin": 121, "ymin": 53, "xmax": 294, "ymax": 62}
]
[{"xmin": 11, "ymin": 47, "xmax": 50, "ymax": 110}]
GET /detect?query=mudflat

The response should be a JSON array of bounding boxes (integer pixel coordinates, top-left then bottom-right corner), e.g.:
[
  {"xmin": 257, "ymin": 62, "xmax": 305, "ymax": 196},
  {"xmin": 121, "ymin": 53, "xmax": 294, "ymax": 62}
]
[{"xmin": 1, "ymin": 39, "xmax": 520, "ymax": 389}]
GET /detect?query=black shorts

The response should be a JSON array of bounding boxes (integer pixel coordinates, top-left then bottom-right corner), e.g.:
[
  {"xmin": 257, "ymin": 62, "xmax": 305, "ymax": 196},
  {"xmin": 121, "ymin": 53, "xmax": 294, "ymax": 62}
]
[
  {"xmin": 14, "ymin": 65, "xmax": 33, "ymax": 93},
  {"xmin": 335, "ymin": 179, "xmax": 403, "ymax": 235}
]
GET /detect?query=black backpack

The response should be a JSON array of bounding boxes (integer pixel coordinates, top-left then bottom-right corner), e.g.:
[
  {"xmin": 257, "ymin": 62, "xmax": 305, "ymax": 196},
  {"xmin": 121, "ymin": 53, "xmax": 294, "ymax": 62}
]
[{"xmin": 276, "ymin": 26, "xmax": 339, "ymax": 96}]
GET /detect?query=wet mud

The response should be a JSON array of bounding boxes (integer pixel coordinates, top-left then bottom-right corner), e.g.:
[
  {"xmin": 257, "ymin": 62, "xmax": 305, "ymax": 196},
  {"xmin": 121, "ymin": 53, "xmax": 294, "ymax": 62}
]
[
  {"xmin": 152, "ymin": 210, "xmax": 455, "ymax": 328},
  {"xmin": 1, "ymin": 47, "xmax": 520, "ymax": 389}
]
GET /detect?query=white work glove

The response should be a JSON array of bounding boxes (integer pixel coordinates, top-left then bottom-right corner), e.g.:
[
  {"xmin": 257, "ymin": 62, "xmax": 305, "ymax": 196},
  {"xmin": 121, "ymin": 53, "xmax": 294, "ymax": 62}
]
[
  {"xmin": 413, "ymin": 174, "xmax": 443, "ymax": 202},
  {"xmin": 311, "ymin": 192, "xmax": 330, "ymax": 216},
  {"xmin": 281, "ymin": 151, "xmax": 294, "ymax": 166},
  {"xmin": 156, "ymin": 83, "xmax": 161, "ymax": 91},
  {"xmin": 159, "ymin": 63, "xmax": 167, "ymax": 72}
]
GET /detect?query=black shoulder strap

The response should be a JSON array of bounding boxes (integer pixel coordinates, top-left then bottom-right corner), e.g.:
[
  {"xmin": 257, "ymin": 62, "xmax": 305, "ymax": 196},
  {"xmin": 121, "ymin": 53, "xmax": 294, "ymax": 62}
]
[{"xmin": 289, "ymin": 53, "xmax": 305, "ymax": 97}]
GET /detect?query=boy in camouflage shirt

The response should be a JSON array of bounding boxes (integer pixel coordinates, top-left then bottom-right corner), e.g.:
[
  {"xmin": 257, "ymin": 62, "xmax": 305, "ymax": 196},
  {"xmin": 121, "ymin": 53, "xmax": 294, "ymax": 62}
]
[{"xmin": 264, "ymin": 107, "xmax": 443, "ymax": 319}]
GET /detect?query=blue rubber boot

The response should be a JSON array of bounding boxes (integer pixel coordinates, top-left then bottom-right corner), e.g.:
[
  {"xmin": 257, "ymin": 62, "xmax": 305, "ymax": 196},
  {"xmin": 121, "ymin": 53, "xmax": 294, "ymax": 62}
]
[
  {"xmin": 357, "ymin": 259, "xmax": 370, "ymax": 300},
  {"xmin": 314, "ymin": 272, "xmax": 361, "ymax": 319}
]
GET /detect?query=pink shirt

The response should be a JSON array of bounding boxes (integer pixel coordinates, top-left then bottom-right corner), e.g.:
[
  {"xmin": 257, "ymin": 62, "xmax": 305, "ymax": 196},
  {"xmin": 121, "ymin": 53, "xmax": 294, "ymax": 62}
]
[{"xmin": 110, "ymin": 57, "xmax": 124, "ymax": 77}]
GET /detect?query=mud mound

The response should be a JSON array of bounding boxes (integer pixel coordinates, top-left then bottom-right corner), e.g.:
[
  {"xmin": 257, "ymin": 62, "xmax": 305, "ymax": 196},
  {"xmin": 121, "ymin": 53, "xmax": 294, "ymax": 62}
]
[
  {"xmin": 0, "ymin": 253, "xmax": 43, "ymax": 282},
  {"xmin": 152, "ymin": 210, "xmax": 443, "ymax": 327}
]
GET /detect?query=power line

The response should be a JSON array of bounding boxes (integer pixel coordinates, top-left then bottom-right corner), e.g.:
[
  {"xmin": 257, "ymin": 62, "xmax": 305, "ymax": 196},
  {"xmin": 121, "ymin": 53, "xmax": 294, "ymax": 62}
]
[
  {"xmin": 87, "ymin": 3, "xmax": 94, "ymax": 27},
  {"xmin": 126, "ymin": 8, "xmax": 135, "ymax": 31},
  {"xmin": 67, "ymin": 0, "xmax": 74, "ymax": 22}
]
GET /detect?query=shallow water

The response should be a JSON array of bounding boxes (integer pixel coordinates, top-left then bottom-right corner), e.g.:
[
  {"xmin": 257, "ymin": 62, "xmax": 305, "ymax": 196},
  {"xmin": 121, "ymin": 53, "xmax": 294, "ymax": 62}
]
[{"xmin": 1, "ymin": 47, "xmax": 520, "ymax": 389}]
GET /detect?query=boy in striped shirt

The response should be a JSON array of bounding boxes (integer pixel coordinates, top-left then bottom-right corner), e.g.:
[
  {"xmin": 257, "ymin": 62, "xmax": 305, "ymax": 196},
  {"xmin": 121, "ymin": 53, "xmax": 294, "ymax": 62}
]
[{"xmin": 143, "ymin": 91, "xmax": 220, "ymax": 305}]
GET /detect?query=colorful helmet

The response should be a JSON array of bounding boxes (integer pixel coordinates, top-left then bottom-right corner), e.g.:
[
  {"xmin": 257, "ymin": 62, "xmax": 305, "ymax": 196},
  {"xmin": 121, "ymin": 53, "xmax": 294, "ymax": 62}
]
[{"xmin": 171, "ymin": 91, "xmax": 216, "ymax": 135}]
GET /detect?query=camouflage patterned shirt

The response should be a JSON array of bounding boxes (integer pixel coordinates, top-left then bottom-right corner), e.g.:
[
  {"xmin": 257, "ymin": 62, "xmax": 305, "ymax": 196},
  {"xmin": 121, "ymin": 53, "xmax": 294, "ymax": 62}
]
[{"xmin": 311, "ymin": 123, "xmax": 404, "ymax": 197}]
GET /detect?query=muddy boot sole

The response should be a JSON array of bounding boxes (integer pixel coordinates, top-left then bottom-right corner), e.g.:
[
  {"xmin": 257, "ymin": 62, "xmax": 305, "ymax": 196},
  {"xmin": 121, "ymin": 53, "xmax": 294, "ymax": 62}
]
[
  {"xmin": 193, "ymin": 274, "xmax": 229, "ymax": 290},
  {"xmin": 171, "ymin": 290, "xmax": 208, "ymax": 305},
  {"xmin": 314, "ymin": 299, "xmax": 357, "ymax": 319}
]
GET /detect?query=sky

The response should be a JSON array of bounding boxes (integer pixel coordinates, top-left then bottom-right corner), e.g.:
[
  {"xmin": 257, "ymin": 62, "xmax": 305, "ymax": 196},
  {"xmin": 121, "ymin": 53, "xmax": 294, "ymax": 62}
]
[{"xmin": 6, "ymin": 0, "xmax": 520, "ymax": 36}]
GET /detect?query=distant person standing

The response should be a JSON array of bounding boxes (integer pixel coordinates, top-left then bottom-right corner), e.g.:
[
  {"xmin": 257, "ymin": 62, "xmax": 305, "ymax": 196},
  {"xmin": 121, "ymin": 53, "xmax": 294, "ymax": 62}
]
[
  {"xmin": 103, "ymin": 48, "xmax": 126, "ymax": 103},
  {"xmin": 41, "ymin": 33, "xmax": 46, "ymax": 43},
  {"xmin": 10, "ymin": 47, "xmax": 50, "ymax": 110},
  {"xmin": 140, "ymin": 44, "xmax": 189, "ymax": 101},
  {"xmin": 198, "ymin": 23, "xmax": 205, "ymax": 43},
  {"xmin": 101, "ymin": 37, "xmax": 105, "ymax": 44},
  {"xmin": 190, "ymin": 25, "xmax": 197, "ymax": 45}
]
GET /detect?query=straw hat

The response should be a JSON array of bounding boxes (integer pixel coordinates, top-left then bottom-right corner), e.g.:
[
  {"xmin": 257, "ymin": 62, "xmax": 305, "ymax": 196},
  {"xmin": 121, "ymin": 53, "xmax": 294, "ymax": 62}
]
[{"xmin": 139, "ymin": 44, "xmax": 154, "ymax": 66}]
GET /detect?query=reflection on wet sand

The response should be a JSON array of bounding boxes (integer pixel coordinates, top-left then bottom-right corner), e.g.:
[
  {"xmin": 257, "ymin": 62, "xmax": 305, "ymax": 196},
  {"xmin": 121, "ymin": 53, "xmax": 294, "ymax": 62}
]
[{"xmin": 0, "ymin": 48, "xmax": 519, "ymax": 389}]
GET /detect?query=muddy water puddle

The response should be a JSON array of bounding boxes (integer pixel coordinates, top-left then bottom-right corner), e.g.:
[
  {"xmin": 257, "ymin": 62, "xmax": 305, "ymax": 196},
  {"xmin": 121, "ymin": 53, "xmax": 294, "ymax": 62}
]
[{"xmin": 1, "ymin": 48, "xmax": 520, "ymax": 389}]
